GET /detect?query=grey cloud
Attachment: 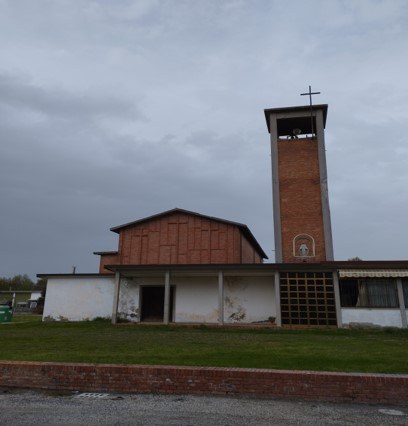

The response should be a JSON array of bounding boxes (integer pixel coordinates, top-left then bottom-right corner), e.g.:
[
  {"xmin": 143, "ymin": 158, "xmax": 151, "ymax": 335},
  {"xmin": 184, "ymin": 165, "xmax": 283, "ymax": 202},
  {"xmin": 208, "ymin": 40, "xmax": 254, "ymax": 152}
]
[
  {"xmin": 0, "ymin": 0, "xmax": 407, "ymax": 278},
  {"xmin": 0, "ymin": 73, "xmax": 142, "ymax": 121}
]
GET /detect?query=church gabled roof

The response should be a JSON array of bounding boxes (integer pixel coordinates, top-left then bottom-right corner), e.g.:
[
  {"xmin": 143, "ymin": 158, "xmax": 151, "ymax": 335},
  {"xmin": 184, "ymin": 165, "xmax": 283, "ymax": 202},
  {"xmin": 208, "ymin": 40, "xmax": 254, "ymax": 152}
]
[{"xmin": 110, "ymin": 208, "xmax": 268, "ymax": 259}]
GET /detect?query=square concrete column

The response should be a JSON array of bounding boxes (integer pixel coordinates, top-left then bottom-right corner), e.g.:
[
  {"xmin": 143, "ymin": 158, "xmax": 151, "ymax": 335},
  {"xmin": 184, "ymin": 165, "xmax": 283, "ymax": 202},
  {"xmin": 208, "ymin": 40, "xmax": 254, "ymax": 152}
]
[
  {"xmin": 332, "ymin": 272, "xmax": 342, "ymax": 327},
  {"xmin": 274, "ymin": 271, "xmax": 281, "ymax": 327},
  {"xmin": 218, "ymin": 271, "xmax": 224, "ymax": 325},
  {"xmin": 397, "ymin": 278, "xmax": 407, "ymax": 328},
  {"xmin": 163, "ymin": 271, "xmax": 171, "ymax": 325},
  {"xmin": 111, "ymin": 271, "xmax": 121, "ymax": 324}
]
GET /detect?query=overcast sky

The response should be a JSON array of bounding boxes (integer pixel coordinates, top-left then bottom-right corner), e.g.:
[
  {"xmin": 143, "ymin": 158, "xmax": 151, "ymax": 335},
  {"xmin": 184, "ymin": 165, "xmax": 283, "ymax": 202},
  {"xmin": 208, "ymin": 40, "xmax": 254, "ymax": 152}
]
[{"xmin": 1, "ymin": 0, "xmax": 407, "ymax": 279}]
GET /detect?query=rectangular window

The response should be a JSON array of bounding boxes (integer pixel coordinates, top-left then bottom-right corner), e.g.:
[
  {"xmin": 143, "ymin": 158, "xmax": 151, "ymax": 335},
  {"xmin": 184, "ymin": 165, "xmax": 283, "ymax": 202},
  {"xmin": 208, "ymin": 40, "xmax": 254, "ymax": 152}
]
[{"xmin": 340, "ymin": 278, "xmax": 398, "ymax": 308}]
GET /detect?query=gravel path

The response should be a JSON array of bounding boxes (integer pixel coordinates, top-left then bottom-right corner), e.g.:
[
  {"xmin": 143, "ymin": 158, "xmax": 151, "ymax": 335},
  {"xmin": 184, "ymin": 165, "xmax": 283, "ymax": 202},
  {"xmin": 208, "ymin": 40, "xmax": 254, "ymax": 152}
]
[{"xmin": 1, "ymin": 388, "xmax": 407, "ymax": 425}]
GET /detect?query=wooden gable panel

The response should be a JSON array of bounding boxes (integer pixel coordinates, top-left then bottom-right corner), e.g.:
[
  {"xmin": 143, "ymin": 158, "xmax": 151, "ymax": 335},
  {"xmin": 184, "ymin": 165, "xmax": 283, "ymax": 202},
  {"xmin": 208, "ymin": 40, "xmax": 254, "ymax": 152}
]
[{"xmin": 111, "ymin": 211, "xmax": 262, "ymax": 266}]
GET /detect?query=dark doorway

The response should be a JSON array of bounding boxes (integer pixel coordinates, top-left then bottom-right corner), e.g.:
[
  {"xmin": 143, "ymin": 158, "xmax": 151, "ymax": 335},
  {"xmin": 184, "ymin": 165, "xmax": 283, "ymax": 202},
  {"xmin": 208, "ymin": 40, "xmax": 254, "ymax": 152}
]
[{"xmin": 140, "ymin": 286, "xmax": 174, "ymax": 322}]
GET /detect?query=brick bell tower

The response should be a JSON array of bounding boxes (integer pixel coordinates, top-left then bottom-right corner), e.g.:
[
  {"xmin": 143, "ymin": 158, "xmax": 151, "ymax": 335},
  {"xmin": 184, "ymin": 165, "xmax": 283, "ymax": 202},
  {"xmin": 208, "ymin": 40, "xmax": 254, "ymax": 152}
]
[{"xmin": 264, "ymin": 101, "xmax": 334, "ymax": 263}]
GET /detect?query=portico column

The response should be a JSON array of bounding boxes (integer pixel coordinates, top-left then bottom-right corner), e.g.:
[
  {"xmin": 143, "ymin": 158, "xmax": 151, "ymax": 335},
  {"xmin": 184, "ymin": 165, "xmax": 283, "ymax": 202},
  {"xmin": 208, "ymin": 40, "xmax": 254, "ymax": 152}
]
[
  {"xmin": 397, "ymin": 278, "xmax": 407, "ymax": 328},
  {"xmin": 111, "ymin": 271, "xmax": 121, "ymax": 324},
  {"xmin": 218, "ymin": 271, "xmax": 224, "ymax": 325},
  {"xmin": 163, "ymin": 271, "xmax": 170, "ymax": 325},
  {"xmin": 333, "ymin": 271, "xmax": 343, "ymax": 328},
  {"xmin": 274, "ymin": 271, "xmax": 282, "ymax": 327}
]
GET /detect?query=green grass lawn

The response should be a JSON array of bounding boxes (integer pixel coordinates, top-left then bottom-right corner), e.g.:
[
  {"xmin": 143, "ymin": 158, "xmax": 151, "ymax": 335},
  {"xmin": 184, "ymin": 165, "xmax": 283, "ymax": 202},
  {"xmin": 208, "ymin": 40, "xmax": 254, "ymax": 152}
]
[{"xmin": 1, "ymin": 319, "xmax": 408, "ymax": 374}]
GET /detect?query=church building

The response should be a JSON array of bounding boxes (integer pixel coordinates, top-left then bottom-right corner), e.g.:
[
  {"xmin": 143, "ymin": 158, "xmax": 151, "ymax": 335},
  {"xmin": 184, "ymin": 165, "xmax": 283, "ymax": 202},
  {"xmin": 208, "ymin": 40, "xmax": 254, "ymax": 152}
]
[{"xmin": 40, "ymin": 103, "xmax": 408, "ymax": 328}]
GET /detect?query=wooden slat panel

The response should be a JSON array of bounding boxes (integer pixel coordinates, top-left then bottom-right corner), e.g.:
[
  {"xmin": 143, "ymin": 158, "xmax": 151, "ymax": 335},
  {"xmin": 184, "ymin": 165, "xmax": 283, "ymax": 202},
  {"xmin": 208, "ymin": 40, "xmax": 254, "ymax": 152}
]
[{"xmin": 109, "ymin": 211, "xmax": 263, "ymax": 266}]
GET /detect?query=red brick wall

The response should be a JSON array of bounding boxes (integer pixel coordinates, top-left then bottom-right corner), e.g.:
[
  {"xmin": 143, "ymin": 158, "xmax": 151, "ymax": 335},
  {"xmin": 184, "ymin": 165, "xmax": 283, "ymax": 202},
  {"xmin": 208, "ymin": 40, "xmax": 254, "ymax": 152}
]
[
  {"xmin": 99, "ymin": 253, "xmax": 119, "ymax": 274},
  {"xmin": 241, "ymin": 235, "xmax": 262, "ymax": 263},
  {"xmin": 1, "ymin": 361, "xmax": 407, "ymax": 405},
  {"xmin": 278, "ymin": 138, "xmax": 326, "ymax": 262},
  {"xmin": 113, "ymin": 212, "xmax": 262, "ymax": 265}
]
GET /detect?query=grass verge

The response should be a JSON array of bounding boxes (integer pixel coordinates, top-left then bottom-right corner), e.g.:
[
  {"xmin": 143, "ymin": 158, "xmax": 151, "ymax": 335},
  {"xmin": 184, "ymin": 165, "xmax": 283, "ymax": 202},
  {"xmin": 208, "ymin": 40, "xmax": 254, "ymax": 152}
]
[{"xmin": 1, "ymin": 320, "xmax": 407, "ymax": 374}]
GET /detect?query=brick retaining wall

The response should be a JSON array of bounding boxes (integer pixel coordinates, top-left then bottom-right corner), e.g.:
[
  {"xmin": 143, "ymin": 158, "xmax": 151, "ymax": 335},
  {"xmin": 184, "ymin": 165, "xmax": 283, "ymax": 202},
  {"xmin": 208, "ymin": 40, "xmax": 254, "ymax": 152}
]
[{"xmin": 1, "ymin": 361, "xmax": 407, "ymax": 405}]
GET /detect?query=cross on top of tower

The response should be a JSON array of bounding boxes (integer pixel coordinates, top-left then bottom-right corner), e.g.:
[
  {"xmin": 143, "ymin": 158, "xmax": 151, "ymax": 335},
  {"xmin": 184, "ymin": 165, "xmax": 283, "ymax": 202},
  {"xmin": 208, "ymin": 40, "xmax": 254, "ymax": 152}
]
[
  {"xmin": 300, "ymin": 85, "xmax": 320, "ymax": 105},
  {"xmin": 300, "ymin": 85, "xmax": 321, "ymax": 136}
]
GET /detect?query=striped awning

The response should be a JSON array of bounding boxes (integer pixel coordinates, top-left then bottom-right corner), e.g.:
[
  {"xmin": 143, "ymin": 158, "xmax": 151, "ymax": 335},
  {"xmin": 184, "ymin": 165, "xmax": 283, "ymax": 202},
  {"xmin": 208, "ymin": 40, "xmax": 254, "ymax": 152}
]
[{"xmin": 339, "ymin": 269, "xmax": 408, "ymax": 278}]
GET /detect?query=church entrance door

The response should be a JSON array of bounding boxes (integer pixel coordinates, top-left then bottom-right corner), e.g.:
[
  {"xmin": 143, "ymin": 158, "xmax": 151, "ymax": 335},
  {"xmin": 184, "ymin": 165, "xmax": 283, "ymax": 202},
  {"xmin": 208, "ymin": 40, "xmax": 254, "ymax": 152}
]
[{"xmin": 140, "ymin": 286, "xmax": 174, "ymax": 322}]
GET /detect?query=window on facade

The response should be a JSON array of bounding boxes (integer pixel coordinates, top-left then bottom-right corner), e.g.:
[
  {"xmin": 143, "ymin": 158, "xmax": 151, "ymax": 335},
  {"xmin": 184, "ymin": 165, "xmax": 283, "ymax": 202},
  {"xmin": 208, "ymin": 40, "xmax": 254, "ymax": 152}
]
[
  {"xmin": 340, "ymin": 279, "xmax": 398, "ymax": 308},
  {"xmin": 402, "ymin": 278, "xmax": 408, "ymax": 307}
]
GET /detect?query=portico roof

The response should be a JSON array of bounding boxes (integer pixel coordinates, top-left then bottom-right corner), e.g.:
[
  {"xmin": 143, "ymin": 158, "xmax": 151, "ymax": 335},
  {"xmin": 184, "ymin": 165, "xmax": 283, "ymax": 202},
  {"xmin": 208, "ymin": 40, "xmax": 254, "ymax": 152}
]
[
  {"xmin": 37, "ymin": 260, "xmax": 408, "ymax": 279},
  {"xmin": 104, "ymin": 260, "xmax": 408, "ymax": 275}
]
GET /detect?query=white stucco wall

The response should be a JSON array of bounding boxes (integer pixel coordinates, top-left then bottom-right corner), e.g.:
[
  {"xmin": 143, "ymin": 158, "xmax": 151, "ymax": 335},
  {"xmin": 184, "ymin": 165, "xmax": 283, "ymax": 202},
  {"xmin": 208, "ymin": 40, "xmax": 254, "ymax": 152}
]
[
  {"xmin": 118, "ymin": 277, "xmax": 140, "ymax": 322},
  {"xmin": 172, "ymin": 275, "xmax": 275, "ymax": 324},
  {"xmin": 173, "ymin": 277, "xmax": 219, "ymax": 323},
  {"xmin": 115, "ymin": 276, "xmax": 221, "ymax": 324},
  {"xmin": 224, "ymin": 276, "xmax": 275, "ymax": 324},
  {"xmin": 43, "ymin": 276, "xmax": 114, "ymax": 321},
  {"xmin": 341, "ymin": 308, "xmax": 403, "ymax": 328},
  {"xmin": 118, "ymin": 275, "xmax": 276, "ymax": 324},
  {"xmin": 117, "ymin": 276, "xmax": 168, "ymax": 322},
  {"xmin": 43, "ymin": 273, "xmax": 276, "ymax": 324}
]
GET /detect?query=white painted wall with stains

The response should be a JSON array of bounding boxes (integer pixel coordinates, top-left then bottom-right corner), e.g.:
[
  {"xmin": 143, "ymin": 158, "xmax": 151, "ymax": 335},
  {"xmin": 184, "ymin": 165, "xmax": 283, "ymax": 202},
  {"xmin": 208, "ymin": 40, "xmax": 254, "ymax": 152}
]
[
  {"xmin": 224, "ymin": 276, "xmax": 275, "ymax": 324},
  {"xmin": 43, "ymin": 276, "xmax": 114, "ymax": 321},
  {"xmin": 117, "ymin": 276, "xmax": 164, "ymax": 322},
  {"xmin": 43, "ymin": 274, "xmax": 275, "ymax": 324},
  {"xmin": 173, "ymin": 276, "xmax": 219, "ymax": 323},
  {"xmin": 341, "ymin": 308, "xmax": 403, "ymax": 327},
  {"xmin": 41, "ymin": 274, "xmax": 408, "ymax": 328},
  {"xmin": 114, "ymin": 276, "xmax": 219, "ymax": 323},
  {"xmin": 114, "ymin": 274, "xmax": 276, "ymax": 324},
  {"xmin": 117, "ymin": 277, "xmax": 140, "ymax": 322}
]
